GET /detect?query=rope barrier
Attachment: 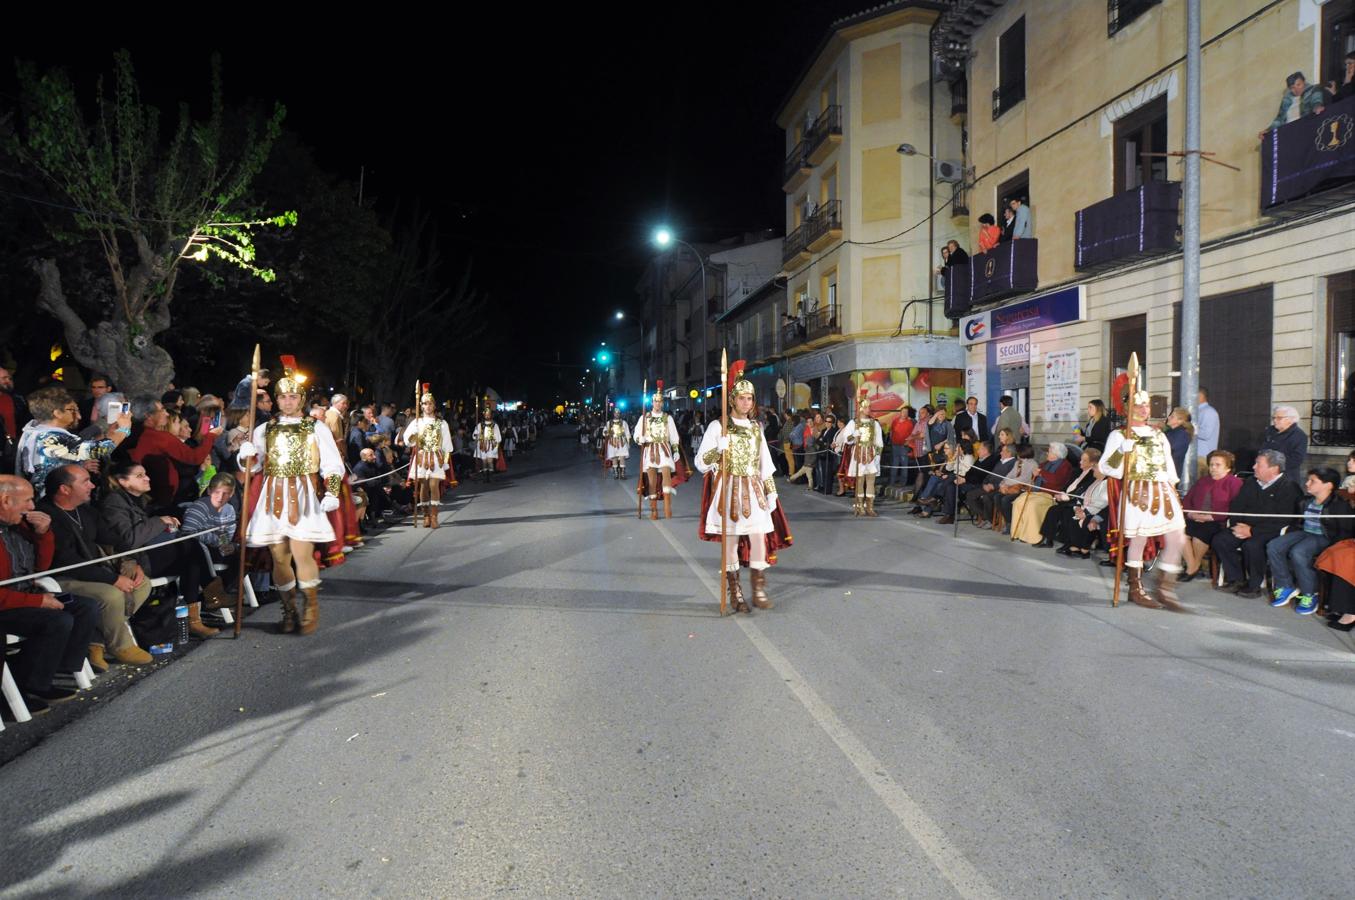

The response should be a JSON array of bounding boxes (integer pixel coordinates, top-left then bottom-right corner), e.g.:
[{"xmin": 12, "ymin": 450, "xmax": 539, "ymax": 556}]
[{"xmin": 1, "ymin": 523, "xmax": 237, "ymax": 588}]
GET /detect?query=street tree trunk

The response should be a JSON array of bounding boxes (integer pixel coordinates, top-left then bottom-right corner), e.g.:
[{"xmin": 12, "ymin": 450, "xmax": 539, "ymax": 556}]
[{"xmin": 35, "ymin": 258, "xmax": 176, "ymax": 397}]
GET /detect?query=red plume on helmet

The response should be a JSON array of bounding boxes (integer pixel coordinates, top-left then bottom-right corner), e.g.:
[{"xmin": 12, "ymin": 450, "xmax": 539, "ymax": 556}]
[
  {"xmin": 727, "ymin": 360, "xmax": 747, "ymax": 392},
  {"xmin": 656, "ymin": 379, "xmax": 664, "ymax": 391},
  {"xmin": 422, "ymin": 382, "xmax": 431, "ymax": 393}
]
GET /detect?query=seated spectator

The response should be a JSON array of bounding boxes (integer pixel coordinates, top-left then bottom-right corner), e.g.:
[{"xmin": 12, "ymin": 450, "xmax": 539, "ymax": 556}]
[
  {"xmin": 965, "ymin": 442, "xmax": 1017, "ymax": 528},
  {"xmin": 1009, "ymin": 443, "xmax": 1076, "ymax": 544},
  {"xmin": 1259, "ymin": 405, "xmax": 1308, "ymax": 483},
  {"xmin": 0, "ymin": 475, "xmax": 98, "ymax": 715},
  {"xmin": 126, "ymin": 397, "xmax": 221, "ymax": 514},
  {"xmin": 352, "ymin": 448, "xmax": 394, "ymax": 522},
  {"xmin": 977, "ymin": 213, "xmax": 1001, "ymax": 253},
  {"xmin": 1259, "ymin": 71, "xmax": 1326, "ymax": 139},
  {"xmin": 1060, "ymin": 454, "xmax": 1110, "ymax": 558},
  {"xmin": 942, "ymin": 439, "xmax": 992, "ymax": 525},
  {"xmin": 16, "ymin": 386, "xmax": 131, "ymax": 498},
  {"xmin": 1266, "ymin": 468, "xmax": 1352, "ymax": 615},
  {"xmin": 996, "ymin": 444, "xmax": 1039, "ymax": 533},
  {"xmin": 916, "ymin": 440, "xmax": 973, "ymax": 521},
  {"xmin": 182, "ymin": 473, "xmax": 239, "ymax": 589},
  {"xmin": 1180, "ymin": 450, "xmax": 1244, "ymax": 581},
  {"xmin": 39, "ymin": 464, "xmax": 153, "ymax": 669},
  {"xmin": 1037, "ymin": 448, "xmax": 1103, "ymax": 550},
  {"xmin": 1210, "ymin": 449, "xmax": 1304, "ymax": 598},
  {"xmin": 1164, "ymin": 407, "xmax": 1194, "ymax": 479},
  {"xmin": 98, "ymin": 461, "xmax": 226, "ymax": 639}
]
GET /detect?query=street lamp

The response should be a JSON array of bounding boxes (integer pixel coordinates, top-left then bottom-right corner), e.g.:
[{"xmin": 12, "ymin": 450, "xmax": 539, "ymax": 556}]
[
  {"xmin": 614, "ymin": 310, "xmax": 625, "ymax": 321},
  {"xmin": 651, "ymin": 226, "xmax": 709, "ymax": 407}
]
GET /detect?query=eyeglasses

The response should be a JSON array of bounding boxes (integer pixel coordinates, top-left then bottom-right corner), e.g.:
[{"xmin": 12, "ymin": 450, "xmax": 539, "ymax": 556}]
[{"xmin": 62, "ymin": 406, "xmax": 79, "ymax": 414}]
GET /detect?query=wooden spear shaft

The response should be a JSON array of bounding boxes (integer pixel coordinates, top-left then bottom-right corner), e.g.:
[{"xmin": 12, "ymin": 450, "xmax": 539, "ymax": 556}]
[
  {"xmin": 719, "ymin": 351, "xmax": 729, "ymax": 617},
  {"xmin": 234, "ymin": 344, "xmax": 261, "ymax": 638}
]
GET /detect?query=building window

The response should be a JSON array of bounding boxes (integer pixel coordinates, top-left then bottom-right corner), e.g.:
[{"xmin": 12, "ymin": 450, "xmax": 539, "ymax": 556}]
[
  {"xmin": 993, "ymin": 16, "xmax": 1025, "ymax": 119},
  {"xmin": 820, "ymin": 166, "xmax": 838, "ymax": 206},
  {"xmin": 1114, "ymin": 95, "xmax": 1168, "ymax": 193},
  {"xmin": 1329, "ymin": 272, "xmax": 1355, "ymax": 400},
  {"xmin": 1323, "ymin": 0, "xmax": 1355, "ymax": 92},
  {"xmin": 794, "ymin": 194, "xmax": 807, "ymax": 227},
  {"xmin": 1108, "ymin": 0, "xmax": 1160, "ymax": 37}
]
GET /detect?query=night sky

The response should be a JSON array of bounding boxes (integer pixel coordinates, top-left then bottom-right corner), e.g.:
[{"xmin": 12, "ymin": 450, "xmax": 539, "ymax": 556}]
[{"xmin": 5, "ymin": 3, "xmax": 871, "ymax": 403}]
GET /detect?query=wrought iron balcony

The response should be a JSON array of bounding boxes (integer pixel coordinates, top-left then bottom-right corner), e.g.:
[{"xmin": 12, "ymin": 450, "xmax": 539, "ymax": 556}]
[
  {"xmin": 805, "ymin": 200, "xmax": 842, "ymax": 253},
  {"xmin": 1311, "ymin": 398, "xmax": 1355, "ymax": 446},
  {"xmin": 1074, "ymin": 181, "xmax": 1180, "ymax": 273},
  {"xmin": 992, "ymin": 80, "xmax": 1025, "ymax": 120},
  {"xmin": 782, "ymin": 140, "xmax": 812, "ymax": 193},
  {"xmin": 805, "ymin": 304, "xmax": 842, "ymax": 342},
  {"xmin": 806, "ymin": 105, "xmax": 843, "ymax": 165},
  {"xmin": 1260, "ymin": 94, "xmax": 1355, "ymax": 217},
  {"xmin": 782, "ymin": 223, "xmax": 811, "ymax": 270}
]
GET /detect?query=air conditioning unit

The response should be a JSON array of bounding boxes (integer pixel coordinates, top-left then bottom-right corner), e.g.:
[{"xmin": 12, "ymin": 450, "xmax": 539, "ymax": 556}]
[{"xmin": 933, "ymin": 159, "xmax": 965, "ymax": 183}]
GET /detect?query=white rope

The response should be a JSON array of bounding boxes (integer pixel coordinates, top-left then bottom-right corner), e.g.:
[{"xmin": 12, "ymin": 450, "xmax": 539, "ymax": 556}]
[
  {"xmin": 1, "ymin": 523, "xmax": 236, "ymax": 588},
  {"xmin": 348, "ymin": 459, "xmax": 413, "ymax": 486}
]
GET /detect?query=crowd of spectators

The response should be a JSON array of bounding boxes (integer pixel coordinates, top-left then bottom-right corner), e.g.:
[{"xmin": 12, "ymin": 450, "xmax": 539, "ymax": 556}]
[{"xmin": 0, "ymin": 361, "xmax": 547, "ymax": 721}]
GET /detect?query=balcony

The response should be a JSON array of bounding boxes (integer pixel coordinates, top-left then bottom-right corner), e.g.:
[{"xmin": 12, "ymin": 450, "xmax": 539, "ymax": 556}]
[
  {"xmin": 782, "ymin": 140, "xmax": 812, "ymax": 192},
  {"xmin": 1311, "ymin": 398, "xmax": 1355, "ymax": 446},
  {"xmin": 806, "ymin": 105, "xmax": 843, "ymax": 165},
  {"xmin": 804, "ymin": 304, "xmax": 842, "ymax": 342},
  {"xmin": 781, "ymin": 223, "xmax": 811, "ymax": 271},
  {"xmin": 1261, "ymin": 94, "xmax": 1355, "ymax": 217},
  {"xmin": 992, "ymin": 80, "xmax": 1025, "ymax": 120},
  {"xmin": 1074, "ymin": 180, "xmax": 1180, "ymax": 273},
  {"xmin": 805, "ymin": 199, "xmax": 843, "ymax": 253},
  {"xmin": 943, "ymin": 240, "xmax": 1039, "ymax": 318}
]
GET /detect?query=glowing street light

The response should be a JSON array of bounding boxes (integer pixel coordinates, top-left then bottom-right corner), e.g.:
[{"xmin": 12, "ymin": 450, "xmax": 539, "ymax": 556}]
[
  {"xmin": 653, "ymin": 227, "xmax": 673, "ymax": 247},
  {"xmin": 615, "ymin": 311, "xmax": 625, "ymax": 320}
]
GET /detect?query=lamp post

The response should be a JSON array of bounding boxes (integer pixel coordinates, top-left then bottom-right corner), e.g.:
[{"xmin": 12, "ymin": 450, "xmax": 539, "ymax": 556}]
[{"xmin": 653, "ymin": 228, "xmax": 708, "ymax": 408}]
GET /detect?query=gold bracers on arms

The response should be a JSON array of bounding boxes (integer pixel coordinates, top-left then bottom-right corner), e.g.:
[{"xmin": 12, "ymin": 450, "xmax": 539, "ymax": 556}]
[
  {"xmin": 702, "ymin": 448, "xmax": 721, "ymax": 466},
  {"xmin": 763, "ymin": 477, "xmax": 776, "ymax": 496},
  {"xmin": 325, "ymin": 474, "xmax": 343, "ymax": 497}
]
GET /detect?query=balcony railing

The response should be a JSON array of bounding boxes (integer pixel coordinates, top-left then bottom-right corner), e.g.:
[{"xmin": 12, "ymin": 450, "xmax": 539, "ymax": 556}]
[
  {"xmin": 805, "ymin": 304, "xmax": 842, "ymax": 342},
  {"xmin": 1074, "ymin": 180, "xmax": 1180, "ymax": 273},
  {"xmin": 1108, "ymin": 0, "xmax": 1161, "ymax": 36},
  {"xmin": 806, "ymin": 105, "xmax": 843, "ymax": 165},
  {"xmin": 782, "ymin": 222, "xmax": 811, "ymax": 268},
  {"xmin": 782, "ymin": 140, "xmax": 812, "ymax": 192},
  {"xmin": 992, "ymin": 80, "xmax": 1025, "ymax": 120},
  {"xmin": 1311, "ymin": 398, "xmax": 1355, "ymax": 446},
  {"xmin": 805, "ymin": 199, "xmax": 842, "ymax": 252},
  {"xmin": 1261, "ymin": 94, "xmax": 1355, "ymax": 217},
  {"xmin": 943, "ymin": 240, "xmax": 1039, "ymax": 318}
]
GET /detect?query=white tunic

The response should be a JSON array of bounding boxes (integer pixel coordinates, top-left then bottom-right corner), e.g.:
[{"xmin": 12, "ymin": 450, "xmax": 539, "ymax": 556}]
[
  {"xmin": 634, "ymin": 411, "xmax": 680, "ymax": 472},
  {"xmin": 474, "ymin": 421, "xmax": 502, "ymax": 461},
  {"xmin": 1099, "ymin": 425, "xmax": 1185, "ymax": 538},
  {"xmin": 402, "ymin": 416, "xmax": 454, "ymax": 479},
  {"xmin": 696, "ymin": 418, "xmax": 778, "ymax": 536},
  {"xmin": 605, "ymin": 418, "xmax": 632, "ymax": 461},
  {"xmin": 240, "ymin": 416, "xmax": 345, "ymax": 546},
  {"xmin": 834, "ymin": 418, "xmax": 883, "ymax": 477}
]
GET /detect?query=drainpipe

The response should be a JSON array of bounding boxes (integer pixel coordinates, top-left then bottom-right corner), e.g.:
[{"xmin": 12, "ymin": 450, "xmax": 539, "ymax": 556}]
[{"xmin": 1180, "ymin": 0, "xmax": 1201, "ymax": 490}]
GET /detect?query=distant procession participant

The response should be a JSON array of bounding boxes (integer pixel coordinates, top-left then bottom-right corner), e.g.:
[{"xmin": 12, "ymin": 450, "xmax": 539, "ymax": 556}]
[
  {"xmin": 634, "ymin": 382, "xmax": 681, "ymax": 519},
  {"xmin": 475, "ymin": 398, "xmax": 506, "ymax": 481},
  {"xmin": 696, "ymin": 361, "xmax": 792, "ymax": 613},
  {"xmin": 835, "ymin": 389, "xmax": 884, "ymax": 517},
  {"xmin": 605, "ymin": 405, "xmax": 631, "ymax": 479},
  {"xmin": 238, "ymin": 358, "xmax": 345, "ymax": 635},
  {"xmin": 403, "ymin": 384, "xmax": 456, "ymax": 528}
]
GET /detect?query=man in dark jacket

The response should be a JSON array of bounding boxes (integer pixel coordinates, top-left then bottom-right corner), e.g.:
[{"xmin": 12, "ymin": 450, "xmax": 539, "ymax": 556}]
[
  {"xmin": 953, "ymin": 396, "xmax": 991, "ymax": 444},
  {"xmin": 1259, "ymin": 406, "xmax": 1308, "ymax": 483},
  {"xmin": 0, "ymin": 475, "xmax": 98, "ymax": 715},
  {"xmin": 39, "ymin": 464, "xmax": 152, "ymax": 668},
  {"xmin": 1211, "ymin": 449, "xmax": 1304, "ymax": 598},
  {"xmin": 966, "ymin": 443, "xmax": 1016, "ymax": 527}
]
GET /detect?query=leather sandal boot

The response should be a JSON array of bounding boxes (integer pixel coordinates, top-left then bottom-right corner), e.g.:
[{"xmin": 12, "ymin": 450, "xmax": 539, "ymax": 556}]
[
  {"xmin": 1154, "ymin": 568, "xmax": 1184, "ymax": 612},
  {"xmin": 187, "ymin": 603, "xmax": 219, "ymax": 638},
  {"xmin": 1127, "ymin": 567, "xmax": 1162, "ymax": 609},
  {"xmin": 279, "ymin": 587, "xmax": 299, "ymax": 634},
  {"xmin": 664, "ymin": 492, "xmax": 672, "ymax": 519},
  {"xmin": 749, "ymin": 569, "xmax": 773, "ymax": 609},
  {"xmin": 726, "ymin": 571, "xmax": 750, "ymax": 614},
  {"xmin": 299, "ymin": 587, "xmax": 320, "ymax": 635},
  {"xmin": 650, "ymin": 497, "xmax": 659, "ymax": 520},
  {"xmin": 865, "ymin": 497, "xmax": 878, "ymax": 517}
]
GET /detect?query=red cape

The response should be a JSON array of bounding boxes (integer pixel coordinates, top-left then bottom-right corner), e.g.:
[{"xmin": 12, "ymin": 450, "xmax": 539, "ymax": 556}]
[
  {"xmin": 1104, "ymin": 478, "xmax": 1159, "ymax": 562},
  {"xmin": 633, "ymin": 458, "xmax": 690, "ymax": 495},
  {"xmin": 696, "ymin": 471, "xmax": 793, "ymax": 567}
]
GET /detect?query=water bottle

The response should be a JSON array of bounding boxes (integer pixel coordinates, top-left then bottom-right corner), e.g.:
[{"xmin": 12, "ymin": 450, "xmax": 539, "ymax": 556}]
[{"xmin": 175, "ymin": 605, "xmax": 189, "ymax": 647}]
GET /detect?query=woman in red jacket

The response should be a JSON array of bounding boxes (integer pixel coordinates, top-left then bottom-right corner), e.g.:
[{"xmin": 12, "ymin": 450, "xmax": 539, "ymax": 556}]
[{"xmin": 1179, "ymin": 450, "xmax": 1244, "ymax": 581}]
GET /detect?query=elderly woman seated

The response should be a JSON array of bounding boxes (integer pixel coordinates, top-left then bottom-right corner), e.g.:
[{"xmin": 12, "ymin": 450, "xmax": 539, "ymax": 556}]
[
  {"xmin": 1008, "ymin": 442, "xmax": 1077, "ymax": 544},
  {"xmin": 1179, "ymin": 450, "xmax": 1244, "ymax": 581},
  {"xmin": 996, "ymin": 444, "xmax": 1039, "ymax": 533},
  {"xmin": 1033, "ymin": 448, "xmax": 1103, "ymax": 549},
  {"xmin": 16, "ymin": 386, "xmax": 132, "ymax": 498},
  {"xmin": 98, "ymin": 460, "xmax": 229, "ymax": 639},
  {"xmin": 1059, "ymin": 459, "xmax": 1111, "ymax": 558}
]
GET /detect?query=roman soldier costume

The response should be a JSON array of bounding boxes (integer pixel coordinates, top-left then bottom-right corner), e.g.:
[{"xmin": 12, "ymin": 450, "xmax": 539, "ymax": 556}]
[
  {"xmin": 403, "ymin": 383, "xmax": 456, "ymax": 528},
  {"xmin": 634, "ymin": 381, "xmax": 682, "ymax": 519},
  {"xmin": 696, "ymin": 361, "xmax": 793, "ymax": 613},
  {"xmin": 604, "ymin": 406, "xmax": 631, "ymax": 479},
  {"xmin": 239, "ymin": 358, "xmax": 345, "ymax": 635},
  {"xmin": 835, "ymin": 389, "xmax": 885, "ymax": 517},
  {"xmin": 474, "ymin": 398, "xmax": 507, "ymax": 480}
]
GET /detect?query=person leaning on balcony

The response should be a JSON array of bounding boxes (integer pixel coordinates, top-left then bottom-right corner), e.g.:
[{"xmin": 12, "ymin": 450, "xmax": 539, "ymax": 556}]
[
  {"xmin": 1259, "ymin": 71, "xmax": 1325, "ymax": 139},
  {"xmin": 1009, "ymin": 198, "xmax": 1032, "ymax": 239},
  {"xmin": 977, "ymin": 214, "xmax": 1001, "ymax": 253},
  {"xmin": 1326, "ymin": 52, "xmax": 1355, "ymax": 104}
]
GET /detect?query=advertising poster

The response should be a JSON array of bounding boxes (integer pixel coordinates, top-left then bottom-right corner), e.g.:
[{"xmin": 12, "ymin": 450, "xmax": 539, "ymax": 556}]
[{"xmin": 1043, "ymin": 349, "xmax": 1080, "ymax": 422}]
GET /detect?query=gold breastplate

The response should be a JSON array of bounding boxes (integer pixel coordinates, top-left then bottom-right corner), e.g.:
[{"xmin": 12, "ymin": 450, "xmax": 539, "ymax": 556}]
[
  {"xmin": 1126, "ymin": 431, "xmax": 1168, "ymax": 481},
  {"xmin": 645, "ymin": 414, "xmax": 667, "ymax": 437},
  {"xmin": 263, "ymin": 420, "xmax": 320, "ymax": 478},
  {"xmin": 416, "ymin": 421, "xmax": 442, "ymax": 451},
  {"xmin": 609, "ymin": 421, "xmax": 627, "ymax": 439},
  {"xmin": 725, "ymin": 422, "xmax": 761, "ymax": 477}
]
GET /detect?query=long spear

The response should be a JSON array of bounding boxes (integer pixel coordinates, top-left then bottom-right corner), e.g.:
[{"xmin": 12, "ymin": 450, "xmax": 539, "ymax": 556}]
[
  {"xmin": 412, "ymin": 379, "xmax": 422, "ymax": 528},
  {"xmin": 1111, "ymin": 352, "xmax": 1141, "ymax": 608},
  {"xmin": 234, "ymin": 344, "xmax": 261, "ymax": 638},
  {"xmin": 719, "ymin": 350, "xmax": 729, "ymax": 616},
  {"xmin": 637, "ymin": 380, "xmax": 646, "ymax": 519}
]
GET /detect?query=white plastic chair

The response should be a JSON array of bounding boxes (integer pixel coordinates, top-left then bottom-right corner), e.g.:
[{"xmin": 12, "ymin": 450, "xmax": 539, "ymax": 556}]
[
  {"xmin": 35, "ymin": 577, "xmax": 94, "ymax": 690},
  {"xmin": 195, "ymin": 541, "xmax": 255, "ymax": 628},
  {"xmin": 2, "ymin": 636, "xmax": 31, "ymax": 724}
]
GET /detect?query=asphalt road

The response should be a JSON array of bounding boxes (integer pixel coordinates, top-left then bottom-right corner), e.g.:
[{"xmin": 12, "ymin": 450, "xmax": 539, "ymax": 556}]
[{"xmin": 3, "ymin": 432, "xmax": 1354, "ymax": 898}]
